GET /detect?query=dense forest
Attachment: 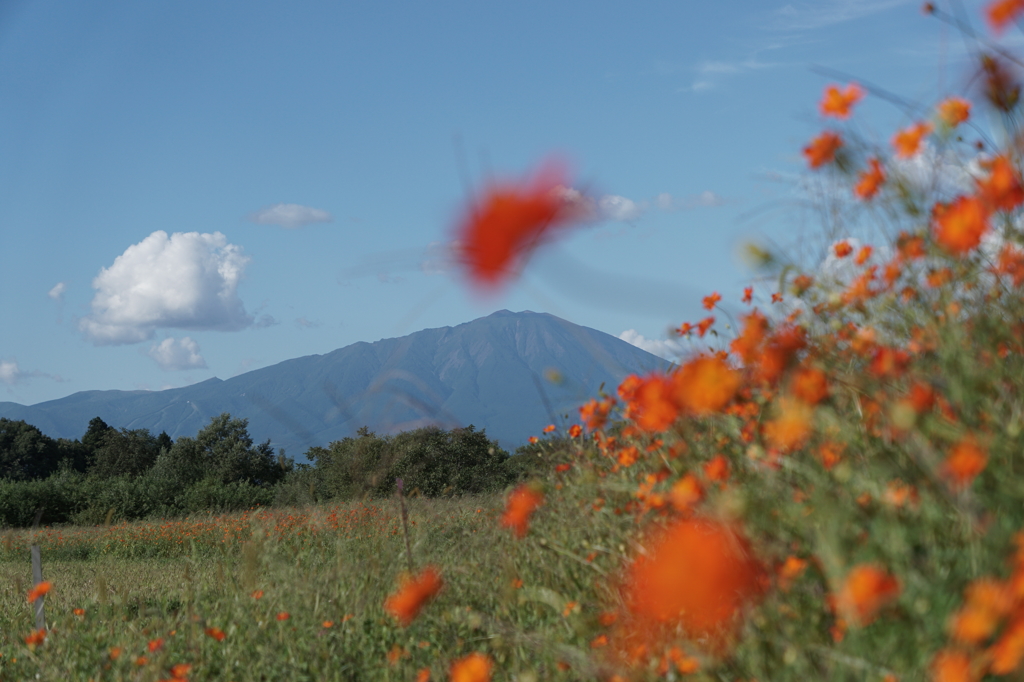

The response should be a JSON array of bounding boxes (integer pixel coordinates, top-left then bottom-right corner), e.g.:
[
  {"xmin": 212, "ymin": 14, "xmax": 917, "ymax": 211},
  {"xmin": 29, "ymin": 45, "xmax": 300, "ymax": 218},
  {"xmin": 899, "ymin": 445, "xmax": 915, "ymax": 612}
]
[{"xmin": 0, "ymin": 415, "xmax": 541, "ymax": 527}]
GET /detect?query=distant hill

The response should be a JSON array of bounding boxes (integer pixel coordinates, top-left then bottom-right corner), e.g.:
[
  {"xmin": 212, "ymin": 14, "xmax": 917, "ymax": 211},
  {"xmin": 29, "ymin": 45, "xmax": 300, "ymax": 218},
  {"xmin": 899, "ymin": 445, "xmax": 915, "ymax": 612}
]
[{"xmin": 0, "ymin": 310, "xmax": 670, "ymax": 456}]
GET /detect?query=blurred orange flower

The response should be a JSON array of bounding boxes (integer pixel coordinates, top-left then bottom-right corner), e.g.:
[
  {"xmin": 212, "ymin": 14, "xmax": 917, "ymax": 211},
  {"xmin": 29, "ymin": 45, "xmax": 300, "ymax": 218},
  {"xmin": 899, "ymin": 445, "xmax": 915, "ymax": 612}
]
[
  {"xmin": 854, "ymin": 158, "xmax": 886, "ymax": 200},
  {"xmin": 669, "ymin": 474, "xmax": 704, "ymax": 513},
  {"xmin": 672, "ymin": 356, "xmax": 740, "ymax": 415},
  {"xmin": 987, "ymin": 0, "xmax": 1024, "ymax": 33},
  {"xmin": 742, "ymin": 286, "xmax": 753, "ymax": 303},
  {"xmin": 384, "ymin": 566, "xmax": 444, "ymax": 626},
  {"xmin": 892, "ymin": 121, "xmax": 932, "ymax": 158},
  {"xmin": 26, "ymin": 581, "xmax": 52, "ymax": 603},
  {"xmin": 696, "ymin": 316, "xmax": 716, "ymax": 338},
  {"xmin": 449, "ymin": 652, "xmax": 493, "ymax": 682},
  {"xmin": 703, "ymin": 455, "xmax": 730, "ymax": 482},
  {"xmin": 205, "ymin": 627, "xmax": 226, "ymax": 642},
  {"xmin": 942, "ymin": 435, "xmax": 989, "ymax": 490},
  {"xmin": 990, "ymin": 617, "xmax": 1024, "ymax": 674},
  {"xmin": 820, "ymin": 82, "xmax": 864, "ymax": 119},
  {"xmin": 834, "ymin": 240, "xmax": 853, "ymax": 258},
  {"xmin": 949, "ymin": 579, "xmax": 1012, "ymax": 644},
  {"xmin": 456, "ymin": 158, "xmax": 579, "ymax": 289},
  {"xmin": 855, "ymin": 245, "xmax": 874, "ymax": 265},
  {"xmin": 933, "ymin": 196, "xmax": 989, "ymax": 255},
  {"xmin": 937, "ymin": 96, "xmax": 971, "ymax": 127},
  {"xmin": 623, "ymin": 518, "xmax": 764, "ymax": 639},
  {"xmin": 977, "ymin": 155, "xmax": 1024, "ymax": 212},
  {"xmin": 542, "ymin": 424, "xmax": 556, "ymax": 433},
  {"xmin": 631, "ymin": 374, "xmax": 679, "ymax": 432},
  {"xmin": 778, "ymin": 556, "xmax": 808, "ymax": 591},
  {"xmin": 803, "ymin": 131, "xmax": 842, "ymax": 168},
  {"xmin": 23, "ymin": 628, "xmax": 46, "ymax": 647},
  {"xmin": 501, "ymin": 484, "xmax": 544, "ymax": 538},
  {"xmin": 702, "ymin": 292, "xmax": 722, "ymax": 310},
  {"xmin": 276, "ymin": 611, "xmax": 290, "ymax": 621},
  {"xmin": 835, "ymin": 564, "xmax": 901, "ymax": 626},
  {"xmin": 764, "ymin": 398, "xmax": 814, "ymax": 452},
  {"xmin": 931, "ymin": 649, "xmax": 975, "ymax": 682},
  {"xmin": 790, "ymin": 366, "xmax": 829, "ymax": 405},
  {"xmin": 568, "ymin": 424, "xmax": 583, "ymax": 438}
]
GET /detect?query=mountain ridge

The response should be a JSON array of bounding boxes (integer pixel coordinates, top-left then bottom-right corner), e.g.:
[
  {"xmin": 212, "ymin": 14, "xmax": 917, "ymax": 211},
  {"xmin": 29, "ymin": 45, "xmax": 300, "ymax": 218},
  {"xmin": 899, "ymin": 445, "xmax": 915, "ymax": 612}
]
[{"xmin": 0, "ymin": 310, "xmax": 670, "ymax": 455}]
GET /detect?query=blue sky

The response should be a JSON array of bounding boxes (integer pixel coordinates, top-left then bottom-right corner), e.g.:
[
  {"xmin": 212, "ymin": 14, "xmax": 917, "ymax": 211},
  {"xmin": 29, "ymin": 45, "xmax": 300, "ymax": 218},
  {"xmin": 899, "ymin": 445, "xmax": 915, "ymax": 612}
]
[{"xmin": 0, "ymin": 0, "xmax": 1001, "ymax": 406}]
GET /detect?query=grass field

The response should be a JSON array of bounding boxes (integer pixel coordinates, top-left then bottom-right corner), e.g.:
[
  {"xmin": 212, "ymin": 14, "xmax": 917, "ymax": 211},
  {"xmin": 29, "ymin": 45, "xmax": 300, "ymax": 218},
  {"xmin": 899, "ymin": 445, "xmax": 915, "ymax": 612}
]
[{"xmin": 0, "ymin": 489, "xmax": 636, "ymax": 682}]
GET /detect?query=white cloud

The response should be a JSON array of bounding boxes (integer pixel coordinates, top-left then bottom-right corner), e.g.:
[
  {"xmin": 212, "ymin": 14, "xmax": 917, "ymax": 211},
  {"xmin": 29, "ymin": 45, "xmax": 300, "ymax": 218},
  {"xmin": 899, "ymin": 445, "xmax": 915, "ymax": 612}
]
[
  {"xmin": 295, "ymin": 317, "xmax": 321, "ymax": 329},
  {"xmin": 247, "ymin": 203, "xmax": 333, "ymax": 230},
  {"xmin": 0, "ymin": 361, "xmax": 21, "ymax": 385},
  {"xmin": 599, "ymin": 195, "xmax": 644, "ymax": 222},
  {"xmin": 79, "ymin": 230, "xmax": 252, "ymax": 345},
  {"xmin": 619, "ymin": 330, "xmax": 686, "ymax": 361},
  {"xmin": 147, "ymin": 337, "xmax": 207, "ymax": 371},
  {"xmin": 48, "ymin": 282, "xmax": 66, "ymax": 301}
]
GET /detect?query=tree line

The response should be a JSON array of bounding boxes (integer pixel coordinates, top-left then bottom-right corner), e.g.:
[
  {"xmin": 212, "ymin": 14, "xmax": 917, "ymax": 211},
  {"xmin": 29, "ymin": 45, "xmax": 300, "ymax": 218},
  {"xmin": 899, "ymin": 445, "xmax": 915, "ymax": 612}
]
[{"xmin": 0, "ymin": 415, "xmax": 539, "ymax": 527}]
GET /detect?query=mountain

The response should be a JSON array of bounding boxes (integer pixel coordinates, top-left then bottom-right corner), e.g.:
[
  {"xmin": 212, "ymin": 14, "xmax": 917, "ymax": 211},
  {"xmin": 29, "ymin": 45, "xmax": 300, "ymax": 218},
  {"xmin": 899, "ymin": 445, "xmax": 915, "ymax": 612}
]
[{"xmin": 0, "ymin": 310, "xmax": 670, "ymax": 456}]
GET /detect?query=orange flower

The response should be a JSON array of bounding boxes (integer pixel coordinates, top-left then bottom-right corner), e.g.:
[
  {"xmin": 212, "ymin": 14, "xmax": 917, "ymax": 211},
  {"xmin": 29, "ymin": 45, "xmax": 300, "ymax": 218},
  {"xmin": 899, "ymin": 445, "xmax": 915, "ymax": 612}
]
[
  {"xmin": 818, "ymin": 441, "xmax": 844, "ymax": 470},
  {"xmin": 416, "ymin": 668, "xmax": 432, "ymax": 682},
  {"xmin": 542, "ymin": 424, "xmax": 556, "ymax": 433},
  {"xmin": 742, "ymin": 286, "xmax": 753, "ymax": 304},
  {"xmin": 703, "ymin": 455, "xmax": 730, "ymax": 482},
  {"xmin": 987, "ymin": 0, "xmax": 1024, "ymax": 33},
  {"xmin": 456, "ymin": 158, "xmax": 579, "ymax": 289},
  {"xmin": 820, "ymin": 82, "xmax": 865, "ymax": 119},
  {"xmin": 949, "ymin": 579, "xmax": 1012, "ymax": 644},
  {"xmin": 763, "ymin": 398, "xmax": 814, "ymax": 452},
  {"xmin": 702, "ymin": 292, "xmax": 721, "ymax": 310},
  {"xmin": 23, "ymin": 628, "xmax": 46, "ymax": 647},
  {"xmin": 937, "ymin": 96, "xmax": 971, "ymax": 127},
  {"xmin": 834, "ymin": 240, "xmax": 853, "ymax": 258},
  {"xmin": 384, "ymin": 566, "xmax": 444, "ymax": 626},
  {"xmin": 73, "ymin": 607, "xmax": 85, "ymax": 617},
  {"xmin": 205, "ymin": 627, "xmax": 226, "ymax": 642},
  {"xmin": 931, "ymin": 649, "xmax": 976, "ymax": 682},
  {"xmin": 26, "ymin": 580, "xmax": 52, "ymax": 603},
  {"xmin": 778, "ymin": 556, "xmax": 808, "ymax": 591},
  {"xmin": 855, "ymin": 245, "xmax": 874, "ymax": 265},
  {"xmin": 623, "ymin": 518, "xmax": 764, "ymax": 638},
  {"xmin": 501, "ymin": 484, "xmax": 544, "ymax": 538},
  {"xmin": 854, "ymin": 158, "xmax": 886, "ymax": 199},
  {"xmin": 251, "ymin": 590, "xmax": 264, "ymax": 600},
  {"xmin": 790, "ymin": 366, "xmax": 829, "ymax": 405},
  {"xmin": 989, "ymin": 617, "xmax": 1024, "ymax": 674},
  {"xmin": 835, "ymin": 564, "xmax": 901, "ymax": 627},
  {"xmin": 731, "ymin": 311, "xmax": 769, "ymax": 363},
  {"xmin": 803, "ymin": 131, "xmax": 842, "ymax": 168},
  {"xmin": 892, "ymin": 121, "xmax": 932, "ymax": 158},
  {"xmin": 449, "ymin": 652, "xmax": 493, "ymax": 682},
  {"xmin": 579, "ymin": 398, "xmax": 614, "ymax": 431},
  {"xmin": 696, "ymin": 316, "xmax": 715, "ymax": 338},
  {"xmin": 276, "ymin": 612, "xmax": 290, "ymax": 621},
  {"xmin": 933, "ymin": 196, "xmax": 989, "ymax": 255},
  {"xmin": 669, "ymin": 474, "xmax": 704, "ymax": 512},
  {"xmin": 527, "ymin": 436, "xmax": 539, "ymax": 444},
  {"xmin": 568, "ymin": 424, "xmax": 582, "ymax": 438},
  {"xmin": 672, "ymin": 356, "xmax": 740, "ymax": 415},
  {"xmin": 630, "ymin": 374, "xmax": 679, "ymax": 432},
  {"xmin": 109, "ymin": 646, "xmax": 123, "ymax": 661},
  {"xmin": 169, "ymin": 663, "xmax": 192, "ymax": 680},
  {"xmin": 977, "ymin": 155, "xmax": 1024, "ymax": 212},
  {"xmin": 941, "ymin": 435, "xmax": 988, "ymax": 490}
]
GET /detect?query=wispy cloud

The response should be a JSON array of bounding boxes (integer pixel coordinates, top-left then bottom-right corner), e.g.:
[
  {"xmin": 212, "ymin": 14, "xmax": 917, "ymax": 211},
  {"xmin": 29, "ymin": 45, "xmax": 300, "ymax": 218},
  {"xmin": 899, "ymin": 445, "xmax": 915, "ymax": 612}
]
[
  {"xmin": 0, "ymin": 360, "xmax": 62, "ymax": 385},
  {"xmin": 47, "ymin": 282, "xmax": 66, "ymax": 301},
  {"xmin": 682, "ymin": 56, "xmax": 780, "ymax": 92},
  {"xmin": 768, "ymin": 0, "xmax": 916, "ymax": 31},
  {"xmin": 247, "ymin": 203, "xmax": 333, "ymax": 230},
  {"xmin": 618, "ymin": 330, "xmax": 685, "ymax": 362}
]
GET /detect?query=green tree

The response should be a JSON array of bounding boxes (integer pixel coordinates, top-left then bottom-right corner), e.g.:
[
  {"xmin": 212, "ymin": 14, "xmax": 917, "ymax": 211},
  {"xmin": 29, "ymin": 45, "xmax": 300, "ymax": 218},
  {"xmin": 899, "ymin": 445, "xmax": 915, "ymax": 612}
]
[
  {"xmin": 153, "ymin": 413, "xmax": 286, "ymax": 487},
  {"xmin": 0, "ymin": 419, "xmax": 61, "ymax": 480},
  {"xmin": 90, "ymin": 428, "xmax": 160, "ymax": 479},
  {"xmin": 81, "ymin": 416, "xmax": 114, "ymax": 454}
]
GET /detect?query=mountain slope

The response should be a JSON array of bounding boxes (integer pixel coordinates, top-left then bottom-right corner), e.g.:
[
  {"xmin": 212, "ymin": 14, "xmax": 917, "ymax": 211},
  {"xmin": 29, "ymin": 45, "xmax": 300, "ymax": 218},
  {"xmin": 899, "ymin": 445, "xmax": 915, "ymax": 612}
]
[{"xmin": 0, "ymin": 311, "xmax": 670, "ymax": 455}]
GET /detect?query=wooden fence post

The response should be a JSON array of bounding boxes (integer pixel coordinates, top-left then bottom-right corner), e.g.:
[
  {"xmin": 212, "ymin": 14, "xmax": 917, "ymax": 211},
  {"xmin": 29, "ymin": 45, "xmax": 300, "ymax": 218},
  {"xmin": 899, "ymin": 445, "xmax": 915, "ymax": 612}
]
[{"xmin": 31, "ymin": 544, "xmax": 45, "ymax": 630}]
